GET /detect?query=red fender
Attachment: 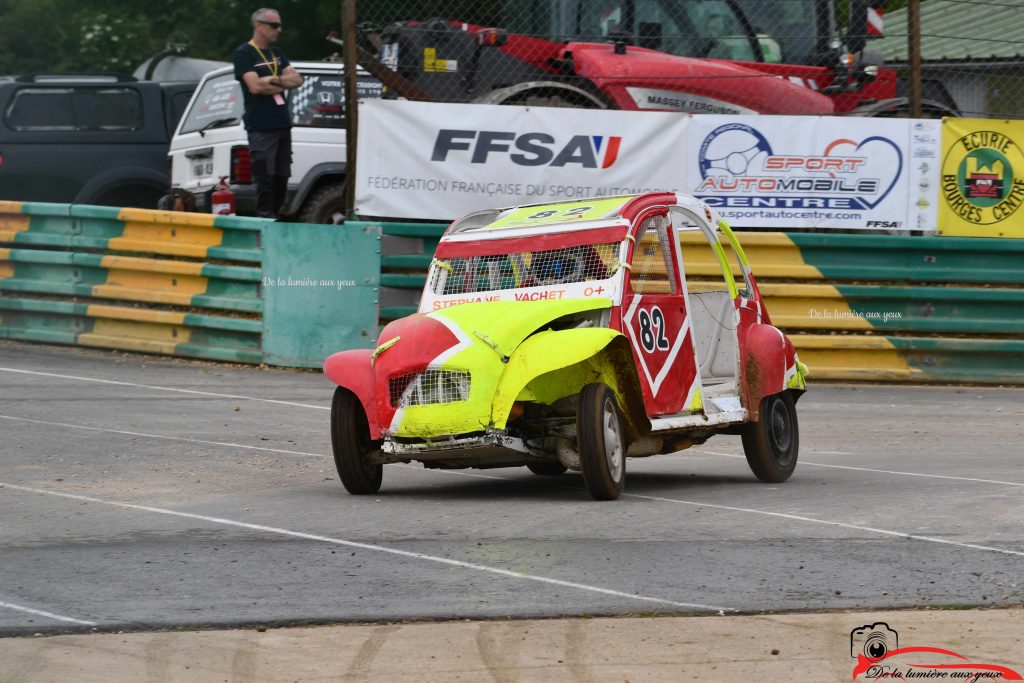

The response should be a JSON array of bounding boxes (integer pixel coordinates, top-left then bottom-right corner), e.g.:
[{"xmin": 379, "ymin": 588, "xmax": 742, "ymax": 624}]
[
  {"xmin": 322, "ymin": 349, "xmax": 380, "ymax": 439},
  {"xmin": 740, "ymin": 324, "xmax": 788, "ymax": 421}
]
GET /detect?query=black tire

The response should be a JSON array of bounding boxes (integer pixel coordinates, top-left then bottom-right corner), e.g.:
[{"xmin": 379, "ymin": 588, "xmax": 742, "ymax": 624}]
[
  {"xmin": 506, "ymin": 92, "xmax": 598, "ymax": 109},
  {"xmin": 331, "ymin": 387, "xmax": 382, "ymax": 494},
  {"xmin": 577, "ymin": 383, "xmax": 626, "ymax": 500},
  {"xmin": 297, "ymin": 182, "xmax": 346, "ymax": 224},
  {"xmin": 526, "ymin": 462, "xmax": 568, "ymax": 476},
  {"xmin": 741, "ymin": 391, "xmax": 799, "ymax": 483},
  {"xmin": 97, "ymin": 185, "xmax": 165, "ymax": 210}
]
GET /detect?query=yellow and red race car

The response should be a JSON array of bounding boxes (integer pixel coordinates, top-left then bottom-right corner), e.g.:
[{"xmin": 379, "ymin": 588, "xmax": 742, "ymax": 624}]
[{"xmin": 324, "ymin": 192, "xmax": 808, "ymax": 500}]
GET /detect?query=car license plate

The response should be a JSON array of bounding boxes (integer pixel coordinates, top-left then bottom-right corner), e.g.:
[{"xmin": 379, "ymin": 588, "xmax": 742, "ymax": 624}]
[{"xmin": 192, "ymin": 160, "xmax": 213, "ymax": 178}]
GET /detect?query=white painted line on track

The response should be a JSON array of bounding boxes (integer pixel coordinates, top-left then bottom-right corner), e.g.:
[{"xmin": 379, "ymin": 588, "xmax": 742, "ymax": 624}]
[
  {"xmin": 0, "ymin": 481, "xmax": 733, "ymax": 614},
  {"xmin": 0, "ymin": 415, "xmax": 328, "ymax": 459},
  {"xmin": 398, "ymin": 467, "xmax": 1024, "ymax": 559},
  {"xmin": 6, "ymin": 411, "xmax": 1015, "ymax": 561},
  {"xmin": 622, "ymin": 492, "xmax": 1024, "ymax": 558},
  {"xmin": 0, "ymin": 367, "xmax": 329, "ymax": 411},
  {"xmin": 0, "ymin": 599, "xmax": 97, "ymax": 626},
  {"xmin": 693, "ymin": 449, "xmax": 1024, "ymax": 488},
  {"xmin": 9, "ymin": 412, "xmax": 1009, "ymax": 489}
]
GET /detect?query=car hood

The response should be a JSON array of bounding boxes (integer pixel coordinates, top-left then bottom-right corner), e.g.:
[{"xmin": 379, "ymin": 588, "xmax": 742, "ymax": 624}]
[{"xmin": 429, "ymin": 298, "xmax": 613, "ymax": 359}]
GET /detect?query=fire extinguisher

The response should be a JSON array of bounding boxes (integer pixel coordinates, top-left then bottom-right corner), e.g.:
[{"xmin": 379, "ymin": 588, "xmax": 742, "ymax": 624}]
[{"xmin": 211, "ymin": 176, "xmax": 236, "ymax": 215}]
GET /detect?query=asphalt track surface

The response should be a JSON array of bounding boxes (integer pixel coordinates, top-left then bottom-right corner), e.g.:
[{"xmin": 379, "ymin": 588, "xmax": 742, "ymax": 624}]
[{"xmin": 1, "ymin": 340, "xmax": 1022, "ymax": 636}]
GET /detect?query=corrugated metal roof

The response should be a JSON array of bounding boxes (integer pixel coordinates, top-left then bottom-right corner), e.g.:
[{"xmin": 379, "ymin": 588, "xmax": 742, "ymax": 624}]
[{"xmin": 875, "ymin": 0, "xmax": 1024, "ymax": 62}]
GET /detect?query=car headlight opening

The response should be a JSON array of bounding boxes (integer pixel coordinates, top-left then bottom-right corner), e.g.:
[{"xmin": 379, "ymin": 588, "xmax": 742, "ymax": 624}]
[{"xmin": 389, "ymin": 368, "xmax": 471, "ymax": 407}]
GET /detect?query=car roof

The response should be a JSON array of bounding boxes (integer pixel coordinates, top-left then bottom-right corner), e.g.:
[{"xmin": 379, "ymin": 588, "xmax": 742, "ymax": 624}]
[
  {"xmin": 5, "ymin": 73, "xmax": 140, "ymax": 84},
  {"xmin": 198, "ymin": 61, "xmax": 361, "ymax": 81},
  {"xmin": 442, "ymin": 192, "xmax": 707, "ymax": 243}
]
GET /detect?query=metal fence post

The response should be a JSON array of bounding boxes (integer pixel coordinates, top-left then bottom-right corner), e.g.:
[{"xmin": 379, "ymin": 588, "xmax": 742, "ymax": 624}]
[
  {"xmin": 908, "ymin": 0, "xmax": 922, "ymax": 118},
  {"xmin": 343, "ymin": 0, "xmax": 358, "ymax": 219}
]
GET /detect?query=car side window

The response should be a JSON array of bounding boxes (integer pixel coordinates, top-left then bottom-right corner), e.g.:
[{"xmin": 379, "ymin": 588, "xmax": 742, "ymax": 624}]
[
  {"xmin": 88, "ymin": 88, "xmax": 143, "ymax": 130},
  {"xmin": 675, "ymin": 210, "xmax": 750, "ymax": 298},
  {"xmin": 6, "ymin": 89, "xmax": 77, "ymax": 131},
  {"xmin": 288, "ymin": 74, "xmax": 382, "ymax": 128},
  {"xmin": 630, "ymin": 214, "xmax": 676, "ymax": 294},
  {"xmin": 5, "ymin": 87, "xmax": 142, "ymax": 132},
  {"xmin": 289, "ymin": 74, "xmax": 345, "ymax": 128}
]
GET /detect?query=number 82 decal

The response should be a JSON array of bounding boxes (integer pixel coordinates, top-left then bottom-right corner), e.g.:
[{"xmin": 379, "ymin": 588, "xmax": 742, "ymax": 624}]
[{"xmin": 638, "ymin": 306, "xmax": 671, "ymax": 353}]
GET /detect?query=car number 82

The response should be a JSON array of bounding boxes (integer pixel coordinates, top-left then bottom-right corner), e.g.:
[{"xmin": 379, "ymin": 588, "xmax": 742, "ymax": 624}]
[{"xmin": 637, "ymin": 306, "xmax": 670, "ymax": 353}]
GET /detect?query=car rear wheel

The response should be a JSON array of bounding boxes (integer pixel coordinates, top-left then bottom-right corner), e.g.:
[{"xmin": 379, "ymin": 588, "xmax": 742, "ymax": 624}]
[
  {"xmin": 577, "ymin": 383, "xmax": 626, "ymax": 500},
  {"xmin": 298, "ymin": 182, "xmax": 346, "ymax": 224},
  {"xmin": 741, "ymin": 391, "xmax": 799, "ymax": 483},
  {"xmin": 331, "ymin": 387, "xmax": 382, "ymax": 494},
  {"xmin": 526, "ymin": 462, "xmax": 567, "ymax": 476}
]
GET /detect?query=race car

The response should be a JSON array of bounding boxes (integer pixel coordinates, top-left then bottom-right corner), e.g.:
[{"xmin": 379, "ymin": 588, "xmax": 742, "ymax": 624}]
[{"xmin": 323, "ymin": 192, "xmax": 808, "ymax": 500}]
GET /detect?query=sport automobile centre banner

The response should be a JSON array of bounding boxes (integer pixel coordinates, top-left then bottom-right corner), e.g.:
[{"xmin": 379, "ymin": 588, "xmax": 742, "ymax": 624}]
[
  {"xmin": 355, "ymin": 100, "xmax": 688, "ymax": 220},
  {"xmin": 687, "ymin": 116, "xmax": 939, "ymax": 231},
  {"xmin": 939, "ymin": 118, "xmax": 1024, "ymax": 238},
  {"xmin": 356, "ymin": 101, "xmax": 940, "ymax": 231}
]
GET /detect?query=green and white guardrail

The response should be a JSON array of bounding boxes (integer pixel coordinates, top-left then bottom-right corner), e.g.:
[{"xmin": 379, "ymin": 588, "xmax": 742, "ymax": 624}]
[
  {"xmin": 0, "ymin": 201, "xmax": 380, "ymax": 367},
  {"xmin": 3, "ymin": 202, "xmax": 1022, "ymax": 383}
]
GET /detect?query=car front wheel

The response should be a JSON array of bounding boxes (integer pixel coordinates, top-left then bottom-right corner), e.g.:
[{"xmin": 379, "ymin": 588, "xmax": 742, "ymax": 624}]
[
  {"xmin": 331, "ymin": 387, "xmax": 383, "ymax": 494},
  {"xmin": 577, "ymin": 383, "xmax": 626, "ymax": 500},
  {"xmin": 741, "ymin": 391, "xmax": 799, "ymax": 483}
]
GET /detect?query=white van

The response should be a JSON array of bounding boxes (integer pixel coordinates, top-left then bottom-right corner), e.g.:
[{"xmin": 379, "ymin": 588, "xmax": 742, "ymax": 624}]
[{"xmin": 168, "ymin": 62, "xmax": 381, "ymax": 223}]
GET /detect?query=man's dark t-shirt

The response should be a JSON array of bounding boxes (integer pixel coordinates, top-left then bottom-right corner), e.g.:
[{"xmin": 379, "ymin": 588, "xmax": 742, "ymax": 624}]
[{"xmin": 233, "ymin": 43, "xmax": 292, "ymax": 131}]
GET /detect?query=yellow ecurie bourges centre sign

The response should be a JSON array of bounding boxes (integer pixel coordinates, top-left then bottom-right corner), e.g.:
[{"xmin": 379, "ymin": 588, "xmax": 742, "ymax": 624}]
[{"xmin": 940, "ymin": 118, "xmax": 1024, "ymax": 237}]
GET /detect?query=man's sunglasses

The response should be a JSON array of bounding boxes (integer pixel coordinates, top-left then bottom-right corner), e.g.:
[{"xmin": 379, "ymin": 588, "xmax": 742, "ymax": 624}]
[{"xmin": 259, "ymin": 21, "xmax": 282, "ymax": 29}]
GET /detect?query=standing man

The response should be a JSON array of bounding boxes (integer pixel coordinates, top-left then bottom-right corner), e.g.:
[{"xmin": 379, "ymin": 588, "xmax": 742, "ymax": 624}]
[{"xmin": 234, "ymin": 8, "xmax": 303, "ymax": 219}]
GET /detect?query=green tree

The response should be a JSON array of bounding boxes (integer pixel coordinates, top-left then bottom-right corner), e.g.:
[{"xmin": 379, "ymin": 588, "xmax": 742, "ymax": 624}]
[
  {"xmin": 0, "ymin": 0, "xmax": 351, "ymax": 75},
  {"xmin": 0, "ymin": 0, "xmax": 77, "ymax": 73}
]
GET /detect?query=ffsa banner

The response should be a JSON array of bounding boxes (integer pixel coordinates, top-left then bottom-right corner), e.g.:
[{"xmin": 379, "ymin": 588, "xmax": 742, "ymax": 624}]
[
  {"xmin": 939, "ymin": 118, "xmax": 1024, "ymax": 238},
  {"xmin": 356, "ymin": 100, "xmax": 688, "ymax": 220},
  {"xmin": 687, "ymin": 116, "xmax": 939, "ymax": 231}
]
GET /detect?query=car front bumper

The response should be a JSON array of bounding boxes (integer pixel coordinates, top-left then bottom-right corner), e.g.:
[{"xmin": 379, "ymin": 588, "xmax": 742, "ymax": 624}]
[{"xmin": 382, "ymin": 429, "xmax": 531, "ymax": 457}]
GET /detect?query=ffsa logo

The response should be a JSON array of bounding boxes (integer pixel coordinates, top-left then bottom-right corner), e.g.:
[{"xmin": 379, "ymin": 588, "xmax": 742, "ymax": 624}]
[{"xmin": 432, "ymin": 130, "xmax": 622, "ymax": 168}]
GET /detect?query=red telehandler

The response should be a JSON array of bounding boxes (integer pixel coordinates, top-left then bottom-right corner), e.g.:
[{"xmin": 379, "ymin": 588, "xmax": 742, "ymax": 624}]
[{"xmin": 367, "ymin": 0, "xmax": 957, "ymax": 117}]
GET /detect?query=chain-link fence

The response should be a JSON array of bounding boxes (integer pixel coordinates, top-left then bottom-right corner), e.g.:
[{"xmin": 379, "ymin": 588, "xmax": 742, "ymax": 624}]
[
  {"xmin": 875, "ymin": 0, "xmax": 1024, "ymax": 119},
  {"xmin": 347, "ymin": 0, "xmax": 1024, "ymax": 119}
]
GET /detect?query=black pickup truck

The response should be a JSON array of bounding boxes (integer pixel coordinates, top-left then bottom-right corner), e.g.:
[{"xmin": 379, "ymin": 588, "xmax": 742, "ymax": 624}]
[{"xmin": 0, "ymin": 74, "xmax": 195, "ymax": 208}]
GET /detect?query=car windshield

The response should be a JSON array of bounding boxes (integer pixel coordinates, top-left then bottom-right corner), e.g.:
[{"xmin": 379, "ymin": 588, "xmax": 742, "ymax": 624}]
[{"xmin": 431, "ymin": 243, "xmax": 621, "ymax": 296}]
